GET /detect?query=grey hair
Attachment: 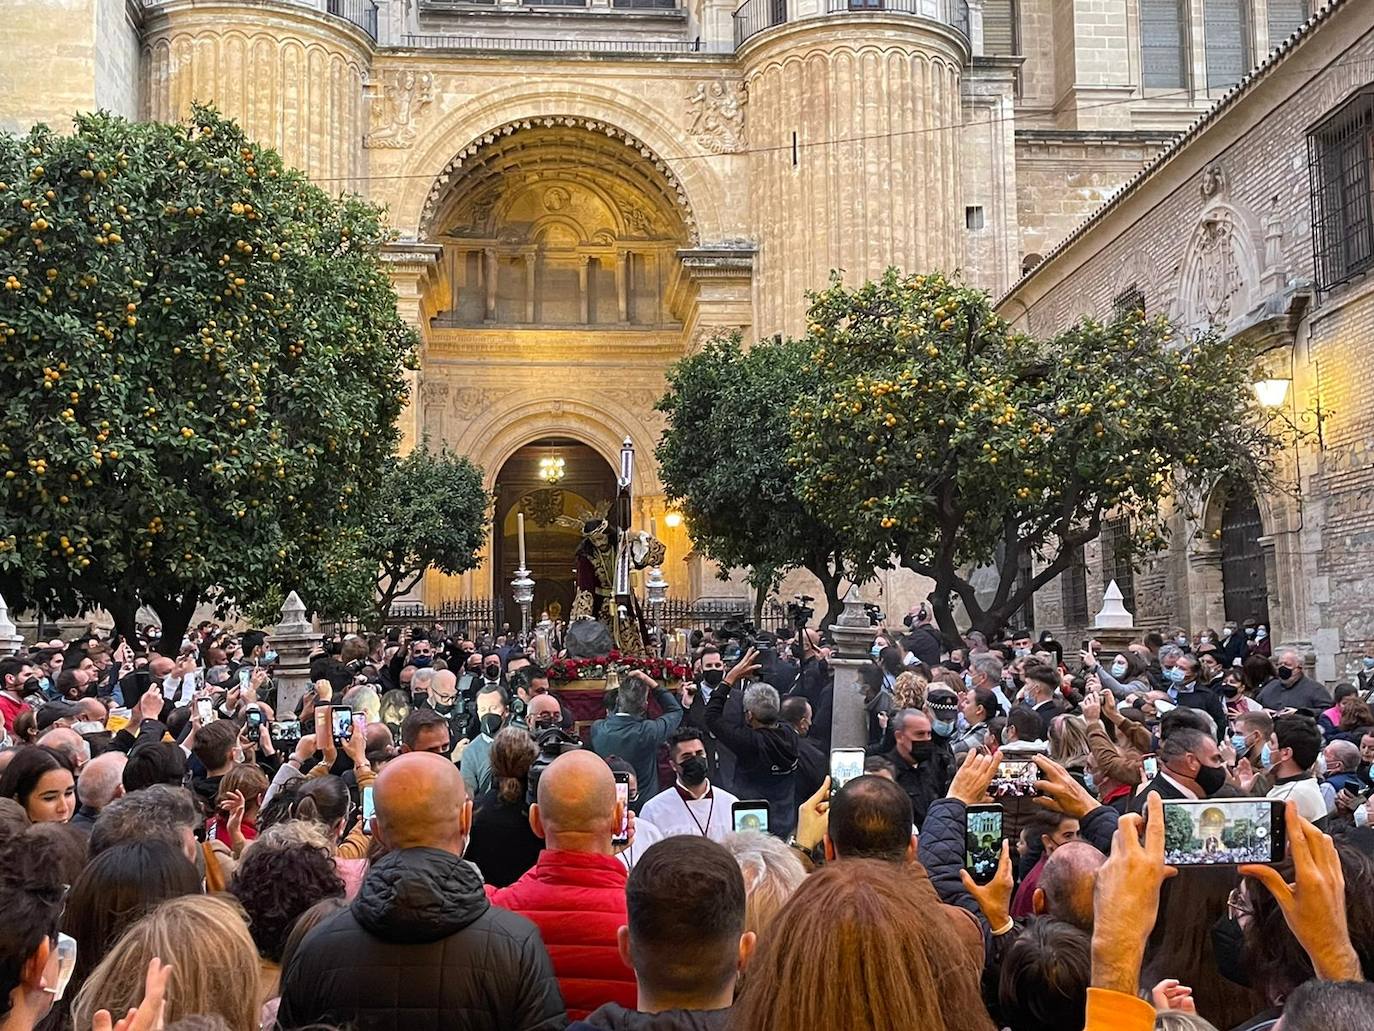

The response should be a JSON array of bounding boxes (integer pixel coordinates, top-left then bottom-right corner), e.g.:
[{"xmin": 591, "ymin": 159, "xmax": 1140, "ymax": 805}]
[
  {"xmin": 89, "ymin": 784, "xmax": 198, "ymax": 857},
  {"xmin": 970, "ymin": 652, "xmax": 1004, "ymax": 682},
  {"xmin": 1328, "ymin": 739, "xmax": 1361, "ymax": 772},
  {"xmin": 742, "ymin": 682, "xmax": 780, "ymax": 724},
  {"xmin": 244, "ymin": 817, "xmax": 336, "ymax": 859},
  {"xmin": 76, "ymin": 750, "xmax": 127, "ymax": 810},
  {"xmin": 343, "ymin": 683, "xmax": 381, "ymax": 722},
  {"xmin": 1158, "ymin": 644, "xmax": 1184, "ymax": 663},
  {"xmin": 892, "ymin": 707, "xmax": 926, "ymax": 733},
  {"xmin": 721, "ymin": 830, "xmax": 806, "ymax": 937},
  {"xmin": 410, "ymin": 667, "xmax": 437, "ymax": 692}
]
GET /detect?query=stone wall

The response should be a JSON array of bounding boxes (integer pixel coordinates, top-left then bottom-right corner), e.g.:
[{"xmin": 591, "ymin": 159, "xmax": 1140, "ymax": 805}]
[{"xmin": 998, "ymin": 1, "xmax": 1374, "ymax": 679}]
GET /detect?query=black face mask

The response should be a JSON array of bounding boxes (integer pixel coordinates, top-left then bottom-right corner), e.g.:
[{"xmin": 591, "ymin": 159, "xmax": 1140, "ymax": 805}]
[
  {"xmin": 1196, "ymin": 761, "xmax": 1229, "ymax": 797},
  {"xmin": 910, "ymin": 740, "xmax": 937, "ymax": 762},
  {"xmin": 700, "ymin": 669, "xmax": 724, "ymax": 688},
  {"xmin": 1211, "ymin": 915, "xmax": 1251, "ymax": 987},
  {"xmin": 1278, "ymin": 665, "xmax": 1296, "ymax": 681},
  {"xmin": 480, "ymin": 713, "xmax": 503, "ymax": 738},
  {"xmin": 483, "ymin": 666, "xmax": 501, "ymax": 680},
  {"xmin": 679, "ymin": 754, "xmax": 709, "ymax": 786}
]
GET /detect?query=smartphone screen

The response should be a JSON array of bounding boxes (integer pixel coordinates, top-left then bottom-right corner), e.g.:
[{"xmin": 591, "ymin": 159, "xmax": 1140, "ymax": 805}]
[
  {"xmin": 613, "ymin": 773, "xmax": 630, "ymax": 846},
  {"xmin": 195, "ymin": 697, "xmax": 215, "ymax": 724},
  {"xmin": 990, "ymin": 760, "xmax": 1038, "ymax": 798},
  {"xmin": 352, "ymin": 711, "xmax": 367, "ymax": 740},
  {"xmin": 361, "ymin": 785, "xmax": 375, "ymax": 836},
  {"xmin": 332, "ymin": 706, "xmax": 354, "ymax": 743},
  {"xmin": 269, "ymin": 720, "xmax": 301, "ymax": 743},
  {"xmin": 830, "ymin": 748, "xmax": 865, "ymax": 794},
  {"xmin": 246, "ymin": 708, "xmax": 263, "ymax": 730},
  {"xmin": 732, "ymin": 800, "xmax": 769, "ymax": 834},
  {"xmin": 238, "ymin": 666, "xmax": 251, "ymax": 689},
  {"xmin": 1158, "ymin": 798, "xmax": 1286, "ymax": 866},
  {"xmin": 964, "ymin": 804, "xmax": 1003, "ymax": 885},
  {"xmin": 1142, "ymin": 754, "xmax": 1159, "ymax": 780}
]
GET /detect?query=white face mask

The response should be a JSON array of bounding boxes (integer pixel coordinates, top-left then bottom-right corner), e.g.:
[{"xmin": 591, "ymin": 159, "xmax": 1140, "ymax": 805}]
[{"xmin": 71, "ymin": 720, "xmax": 105, "ymax": 735}]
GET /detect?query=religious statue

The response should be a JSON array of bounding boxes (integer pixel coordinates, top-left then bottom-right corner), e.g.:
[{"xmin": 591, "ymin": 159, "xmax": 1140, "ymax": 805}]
[{"xmin": 560, "ymin": 510, "xmax": 665, "ymax": 657}]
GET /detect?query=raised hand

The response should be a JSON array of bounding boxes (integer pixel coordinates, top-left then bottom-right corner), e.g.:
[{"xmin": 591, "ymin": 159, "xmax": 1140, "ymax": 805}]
[
  {"xmin": 1090, "ymin": 793, "xmax": 1175, "ymax": 995},
  {"xmin": 93, "ymin": 957, "xmax": 172, "ymax": 1031},
  {"xmin": 724, "ymin": 648, "xmax": 761, "ymax": 687},
  {"xmin": 1032, "ymin": 754, "xmax": 1099, "ymax": 819},
  {"xmin": 1150, "ymin": 979, "xmax": 1196, "ymax": 1013},
  {"xmin": 795, "ymin": 776, "xmax": 831, "ymax": 852},
  {"xmin": 946, "ymin": 751, "xmax": 996, "ymax": 806},
  {"xmin": 960, "ymin": 838, "xmax": 1014, "ymax": 930}
]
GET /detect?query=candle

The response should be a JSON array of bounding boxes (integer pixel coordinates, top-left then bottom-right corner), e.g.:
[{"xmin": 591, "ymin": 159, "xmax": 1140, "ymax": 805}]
[
  {"xmin": 517, "ymin": 512, "xmax": 526, "ymax": 569},
  {"xmin": 650, "ymin": 516, "xmax": 657, "ymax": 539}
]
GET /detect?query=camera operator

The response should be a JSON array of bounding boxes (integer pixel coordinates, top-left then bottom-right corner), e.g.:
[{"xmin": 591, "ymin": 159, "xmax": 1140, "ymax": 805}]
[
  {"xmin": 705, "ymin": 647, "xmax": 800, "ymax": 838},
  {"xmin": 901, "ymin": 603, "xmax": 944, "ymax": 667},
  {"xmin": 786, "ymin": 627, "xmax": 834, "ymax": 751}
]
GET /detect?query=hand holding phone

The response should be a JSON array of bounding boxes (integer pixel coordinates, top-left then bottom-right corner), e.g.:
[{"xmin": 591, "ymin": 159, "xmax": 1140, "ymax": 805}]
[
  {"xmin": 962, "ymin": 804, "xmax": 1005, "ymax": 886},
  {"xmin": 1159, "ymin": 798, "xmax": 1286, "ymax": 866},
  {"xmin": 332, "ymin": 705, "xmax": 354, "ymax": 745},
  {"xmin": 613, "ymin": 772, "xmax": 631, "ymax": 847}
]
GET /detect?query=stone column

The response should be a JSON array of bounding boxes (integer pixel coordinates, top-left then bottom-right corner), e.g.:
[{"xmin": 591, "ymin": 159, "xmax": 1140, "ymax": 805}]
[
  {"xmin": 1089, "ymin": 580, "xmax": 1138, "ymax": 662},
  {"xmin": 578, "ymin": 256, "xmax": 591, "ymax": 324},
  {"xmin": 616, "ymin": 251, "xmax": 630, "ymax": 322},
  {"xmin": 524, "ymin": 252, "xmax": 537, "ymax": 323},
  {"xmin": 0, "ymin": 593, "xmax": 23, "ymax": 656},
  {"xmin": 484, "ymin": 248, "xmax": 498, "ymax": 321},
  {"xmin": 825, "ymin": 586, "xmax": 873, "ymax": 750},
  {"xmin": 273, "ymin": 591, "xmax": 320, "ymax": 720}
]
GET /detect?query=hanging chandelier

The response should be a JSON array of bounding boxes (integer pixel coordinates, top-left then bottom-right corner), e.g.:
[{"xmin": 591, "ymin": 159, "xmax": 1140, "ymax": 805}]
[{"xmin": 539, "ymin": 455, "xmax": 566, "ymax": 483}]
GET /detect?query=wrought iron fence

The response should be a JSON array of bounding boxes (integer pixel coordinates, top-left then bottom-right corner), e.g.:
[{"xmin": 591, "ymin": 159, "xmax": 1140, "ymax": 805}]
[
  {"xmin": 735, "ymin": 0, "xmax": 968, "ymax": 47},
  {"xmin": 399, "ymin": 33, "xmax": 712, "ymax": 53},
  {"xmin": 326, "ymin": 0, "xmax": 379, "ymax": 39}
]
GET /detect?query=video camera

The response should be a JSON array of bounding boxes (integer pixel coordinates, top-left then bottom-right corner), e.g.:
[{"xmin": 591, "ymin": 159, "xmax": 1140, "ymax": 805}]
[
  {"xmin": 716, "ymin": 616, "xmax": 760, "ymax": 660},
  {"xmin": 863, "ymin": 603, "xmax": 885, "ymax": 627},
  {"xmin": 526, "ymin": 725, "xmax": 583, "ymax": 806},
  {"xmin": 787, "ymin": 595, "xmax": 815, "ymax": 631}
]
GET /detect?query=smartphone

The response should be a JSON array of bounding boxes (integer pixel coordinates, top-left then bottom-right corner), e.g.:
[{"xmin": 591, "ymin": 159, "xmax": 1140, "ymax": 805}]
[
  {"xmin": 1157, "ymin": 798, "xmax": 1286, "ymax": 866},
  {"xmin": 830, "ymin": 747, "xmax": 866, "ymax": 795},
  {"xmin": 245, "ymin": 707, "xmax": 263, "ymax": 730},
  {"xmin": 269, "ymin": 719, "xmax": 301, "ymax": 744},
  {"xmin": 332, "ymin": 705, "xmax": 354, "ymax": 744},
  {"xmin": 613, "ymin": 771, "xmax": 630, "ymax": 847},
  {"xmin": 238, "ymin": 666, "xmax": 251, "ymax": 689},
  {"xmin": 732, "ymin": 800, "xmax": 769, "ymax": 834},
  {"xmin": 964, "ymin": 804, "xmax": 1004, "ymax": 885},
  {"xmin": 990, "ymin": 759, "xmax": 1038, "ymax": 798},
  {"xmin": 1142, "ymin": 753, "xmax": 1159, "ymax": 780},
  {"xmin": 360, "ymin": 785, "xmax": 375, "ymax": 836},
  {"xmin": 195, "ymin": 697, "xmax": 216, "ymax": 724},
  {"xmin": 352, "ymin": 711, "xmax": 367, "ymax": 740}
]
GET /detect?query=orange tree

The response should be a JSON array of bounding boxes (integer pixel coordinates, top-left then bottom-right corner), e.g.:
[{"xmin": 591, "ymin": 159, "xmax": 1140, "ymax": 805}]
[
  {"xmin": 791, "ymin": 269, "xmax": 1279, "ymax": 643},
  {"xmin": 656, "ymin": 334, "xmax": 883, "ymax": 628},
  {"xmin": 0, "ymin": 108, "xmax": 415, "ymax": 643}
]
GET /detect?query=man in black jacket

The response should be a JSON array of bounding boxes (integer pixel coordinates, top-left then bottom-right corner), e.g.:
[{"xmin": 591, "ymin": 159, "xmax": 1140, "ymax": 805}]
[
  {"xmin": 705, "ymin": 648, "xmax": 799, "ymax": 838},
  {"xmin": 900, "ymin": 604, "xmax": 943, "ymax": 668},
  {"xmin": 883, "ymin": 709, "xmax": 954, "ymax": 829},
  {"xmin": 276, "ymin": 752, "xmax": 566, "ymax": 1031}
]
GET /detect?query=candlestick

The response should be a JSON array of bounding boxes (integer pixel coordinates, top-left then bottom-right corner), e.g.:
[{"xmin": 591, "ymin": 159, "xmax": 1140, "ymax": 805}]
[{"xmin": 517, "ymin": 512, "xmax": 526, "ymax": 569}]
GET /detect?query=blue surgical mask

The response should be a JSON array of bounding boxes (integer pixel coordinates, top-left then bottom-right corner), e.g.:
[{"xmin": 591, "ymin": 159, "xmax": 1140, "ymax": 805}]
[
  {"xmin": 1230, "ymin": 733, "xmax": 1247, "ymax": 754},
  {"xmin": 963, "ymin": 671, "xmax": 974, "ymax": 689},
  {"xmin": 1255, "ymin": 628, "xmax": 1268, "ymax": 641},
  {"xmin": 932, "ymin": 718, "xmax": 955, "ymax": 737},
  {"xmin": 1363, "ymin": 657, "xmax": 1374, "ymax": 671},
  {"xmin": 1110, "ymin": 659, "xmax": 1129, "ymax": 678},
  {"xmin": 263, "ymin": 649, "xmax": 279, "ymax": 664},
  {"xmin": 1260, "ymin": 743, "xmax": 1272, "ymax": 767},
  {"xmin": 1083, "ymin": 771, "xmax": 1096, "ymax": 794},
  {"xmin": 1164, "ymin": 667, "xmax": 1186, "ymax": 684},
  {"xmin": 871, "ymin": 645, "xmax": 882, "ymax": 659}
]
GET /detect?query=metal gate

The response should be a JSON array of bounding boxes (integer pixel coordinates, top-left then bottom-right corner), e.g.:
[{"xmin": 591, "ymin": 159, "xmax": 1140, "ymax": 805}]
[{"xmin": 1220, "ymin": 485, "xmax": 1271, "ymax": 627}]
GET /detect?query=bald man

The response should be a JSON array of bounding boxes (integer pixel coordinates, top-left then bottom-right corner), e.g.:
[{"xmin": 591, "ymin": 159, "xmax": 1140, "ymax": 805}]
[
  {"xmin": 277, "ymin": 752, "xmax": 565, "ymax": 1031},
  {"xmin": 1032, "ymin": 841, "xmax": 1104, "ymax": 932},
  {"xmin": 71, "ymin": 750, "xmax": 126, "ymax": 830},
  {"xmin": 489, "ymin": 751, "xmax": 638, "ymax": 1021},
  {"xmin": 527, "ymin": 693, "xmax": 563, "ymax": 732}
]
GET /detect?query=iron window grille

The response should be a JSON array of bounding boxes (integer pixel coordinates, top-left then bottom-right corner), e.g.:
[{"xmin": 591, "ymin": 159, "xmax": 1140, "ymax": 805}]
[{"xmin": 1308, "ymin": 87, "xmax": 1374, "ymax": 296}]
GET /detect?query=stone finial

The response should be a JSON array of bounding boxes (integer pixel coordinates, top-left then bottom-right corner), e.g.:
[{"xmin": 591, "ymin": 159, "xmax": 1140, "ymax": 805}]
[
  {"xmin": 829, "ymin": 584, "xmax": 875, "ymax": 659},
  {"xmin": 835, "ymin": 584, "xmax": 869, "ymax": 628},
  {"xmin": 276, "ymin": 590, "xmax": 312, "ymax": 636},
  {"xmin": 0, "ymin": 592, "xmax": 20, "ymax": 656},
  {"xmin": 1093, "ymin": 580, "xmax": 1136, "ymax": 630}
]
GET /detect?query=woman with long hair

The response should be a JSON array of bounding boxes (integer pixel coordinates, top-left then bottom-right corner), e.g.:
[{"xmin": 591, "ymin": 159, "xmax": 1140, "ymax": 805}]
[
  {"xmin": 730, "ymin": 858, "xmax": 993, "ymax": 1031},
  {"xmin": 465, "ymin": 727, "xmax": 543, "ymax": 888},
  {"xmin": 72, "ymin": 895, "xmax": 261, "ymax": 1031},
  {"xmin": 0, "ymin": 745, "xmax": 75, "ymax": 823},
  {"xmin": 1049, "ymin": 714, "xmax": 1092, "ymax": 777}
]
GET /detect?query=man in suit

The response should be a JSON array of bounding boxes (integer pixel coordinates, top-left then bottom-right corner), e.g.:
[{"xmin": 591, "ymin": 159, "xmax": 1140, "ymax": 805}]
[
  {"xmin": 1171, "ymin": 654, "xmax": 1227, "ymax": 741},
  {"xmin": 1131, "ymin": 726, "xmax": 1231, "ymax": 812},
  {"xmin": 1019, "ymin": 665, "xmax": 1068, "ymax": 725}
]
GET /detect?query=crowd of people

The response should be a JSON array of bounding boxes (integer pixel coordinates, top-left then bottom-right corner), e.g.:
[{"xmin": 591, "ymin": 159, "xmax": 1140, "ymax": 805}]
[{"xmin": 2, "ymin": 607, "xmax": 1374, "ymax": 1031}]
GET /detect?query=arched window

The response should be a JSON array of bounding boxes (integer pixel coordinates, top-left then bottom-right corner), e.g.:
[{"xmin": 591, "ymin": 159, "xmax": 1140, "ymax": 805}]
[
  {"xmin": 1220, "ymin": 483, "xmax": 1270, "ymax": 626},
  {"xmin": 1204, "ymin": 0, "xmax": 1251, "ymax": 90},
  {"xmin": 1141, "ymin": 0, "xmax": 1188, "ymax": 89}
]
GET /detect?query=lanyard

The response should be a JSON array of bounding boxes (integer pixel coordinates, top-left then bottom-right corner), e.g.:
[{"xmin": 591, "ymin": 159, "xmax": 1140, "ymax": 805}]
[{"xmin": 680, "ymin": 787, "xmax": 714, "ymax": 837}]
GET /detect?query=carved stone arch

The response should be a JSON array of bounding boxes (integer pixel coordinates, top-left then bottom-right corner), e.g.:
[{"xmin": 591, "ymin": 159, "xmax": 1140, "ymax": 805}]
[
  {"xmin": 1113, "ymin": 248, "xmax": 1161, "ymax": 312},
  {"xmin": 1173, "ymin": 200, "xmax": 1265, "ymax": 334},
  {"xmin": 527, "ymin": 213, "xmax": 590, "ymax": 248}
]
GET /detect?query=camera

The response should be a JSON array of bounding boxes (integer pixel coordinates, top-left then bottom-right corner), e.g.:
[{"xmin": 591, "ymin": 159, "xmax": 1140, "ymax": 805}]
[
  {"xmin": 788, "ymin": 595, "xmax": 815, "ymax": 631},
  {"xmin": 526, "ymin": 725, "xmax": 583, "ymax": 805},
  {"xmin": 716, "ymin": 617, "xmax": 760, "ymax": 659},
  {"xmin": 863, "ymin": 603, "xmax": 885, "ymax": 627}
]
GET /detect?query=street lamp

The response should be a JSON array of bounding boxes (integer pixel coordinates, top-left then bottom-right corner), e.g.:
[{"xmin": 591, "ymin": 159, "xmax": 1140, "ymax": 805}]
[{"xmin": 1253, "ymin": 377, "xmax": 1291, "ymax": 408}]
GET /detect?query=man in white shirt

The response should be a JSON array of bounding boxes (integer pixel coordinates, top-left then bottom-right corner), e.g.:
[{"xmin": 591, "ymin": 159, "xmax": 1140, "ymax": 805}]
[
  {"xmin": 1266, "ymin": 714, "xmax": 1329, "ymax": 826},
  {"xmin": 639, "ymin": 726, "xmax": 738, "ymax": 843}
]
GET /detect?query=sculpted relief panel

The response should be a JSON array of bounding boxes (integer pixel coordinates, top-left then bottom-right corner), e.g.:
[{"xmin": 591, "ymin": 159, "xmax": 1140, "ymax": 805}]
[
  {"xmin": 366, "ymin": 70, "xmax": 434, "ymax": 149},
  {"xmin": 686, "ymin": 80, "xmax": 748, "ymax": 154}
]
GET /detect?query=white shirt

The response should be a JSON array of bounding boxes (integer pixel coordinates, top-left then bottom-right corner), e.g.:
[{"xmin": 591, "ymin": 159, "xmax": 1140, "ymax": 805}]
[
  {"xmin": 639, "ymin": 780, "xmax": 740, "ymax": 844},
  {"xmin": 1268, "ymin": 777, "xmax": 1328, "ymax": 825},
  {"xmin": 617, "ymin": 815, "xmax": 664, "ymax": 871},
  {"xmin": 1157, "ymin": 769, "xmax": 1201, "ymax": 799}
]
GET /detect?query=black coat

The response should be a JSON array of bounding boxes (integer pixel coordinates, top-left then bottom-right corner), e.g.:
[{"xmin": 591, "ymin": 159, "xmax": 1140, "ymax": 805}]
[
  {"xmin": 1175, "ymin": 682, "xmax": 1228, "ymax": 740},
  {"xmin": 885, "ymin": 745, "xmax": 954, "ymax": 829},
  {"xmin": 466, "ymin": 790, "xmax": 545, "ymax": 889},
  {"xmin": 276, "ymin": 847, "xmax": 567, "ymax": 1031},
  {"xmin": 705, "ymin": 680, "xmax": 799, "ymax": 837},
  {"xmin": 902, "ymin": 623, "xmax": 944, "ymax": 667}
]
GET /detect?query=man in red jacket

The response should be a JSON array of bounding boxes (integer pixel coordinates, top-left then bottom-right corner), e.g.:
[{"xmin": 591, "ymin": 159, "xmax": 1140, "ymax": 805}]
[{"xmin": 488, "ymin": 748, "xmax": 637, "ymax": 1020}]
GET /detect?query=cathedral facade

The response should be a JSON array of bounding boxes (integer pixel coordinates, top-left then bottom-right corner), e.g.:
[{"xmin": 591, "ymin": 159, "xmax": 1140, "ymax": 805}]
[{"xmin": 2, "ymin": 0, "xmax": 1313, "ymax": 617}]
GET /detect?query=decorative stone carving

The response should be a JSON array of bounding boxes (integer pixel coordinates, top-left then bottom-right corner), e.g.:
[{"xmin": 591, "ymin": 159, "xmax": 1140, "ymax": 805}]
[
  {"xmin": 1200, "ymin": 162, "xmax": 1227, "ymax": 201},
  {"xmin": 543, "ymin": 186, "xmax": 571, "ymax": 212},
  {"xmin": 686, "ymin": 80, "xmax": 748, "ymax": 154},
  {"xmin": 1261, "ymin": 195, "xmax": 1288, "ymax": 295},
  {"xmin": 366, "ymin": 70, "xmax": 434, "ymax": 148},
  {"xmin": 1175, "ymin": 201, "xmax": 1262, "ymax": 331}
]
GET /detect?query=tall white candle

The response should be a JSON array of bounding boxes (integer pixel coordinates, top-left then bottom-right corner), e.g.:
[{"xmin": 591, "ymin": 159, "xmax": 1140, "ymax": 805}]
[
  {"xmin": 650, "ymin": 516, "xmax": 658, "ymax": 539},
  {"xmin": 517, "ymin": 512, "xmax": 527, "ymax": 569}
]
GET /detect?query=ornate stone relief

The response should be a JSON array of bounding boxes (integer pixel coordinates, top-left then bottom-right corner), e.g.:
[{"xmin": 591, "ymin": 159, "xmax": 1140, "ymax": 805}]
[
  {"xmin": 366, "ymin": 70, "xmax": 434, "ymax": 149},
  {"xmin": 686, "ymin": 80, "xmax": 748, "ymax": 154},
  {"xmin": 1175, "ymin": 203, "xmax": 1262, "ymax": 331},
  {"xmin": 1199, "ymin": 162, "xmax": 1227, "ymax": 202},
  {"xmin": 420, "ymin": 116, "xmax": 698, "ymax": 243}
]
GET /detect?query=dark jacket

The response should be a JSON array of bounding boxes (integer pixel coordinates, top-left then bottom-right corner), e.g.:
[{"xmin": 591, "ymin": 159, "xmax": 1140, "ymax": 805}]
[
  {"xmin": 276, "ymin": 846, "xmax": 566, "ymax": 1031},
  {"xmin": 682, "ymin": 685, "xmax": 739, "ymax": 795},
  {"xmin": 902, "ymin": 623, "xmax": 944, "ymax": 667},
  {"xmin": 793, "ymin": 733, "xmax": 827, "ymax": 804},
  {"xmin": 566, "ymin": 1003, "xmax": 730, "ymax": 1031},
  {"xmin": 1257, "ymin": 674, "xmax": 1332, "ymax": 713},
  {"xmin": 1175, "ymin": 682, "xmax": 1228, "ymax": 740},
  {"xmin": 466, "ymin": 789, "xmax": 545, "ymax": 888},
  {"xmin": 884, "ymin": 745, "xmax": 953, "ymax": 829},
  {"xmin": 704, "ymin": 679, "xmax": 799, "ymax": 837},
  {"xmin": 590, "ymin": 688, "xmax": 684, "ymax": 807},
  {"xmin": 786, "ymin": 658, "xmax": 833, "ymax": 752}
]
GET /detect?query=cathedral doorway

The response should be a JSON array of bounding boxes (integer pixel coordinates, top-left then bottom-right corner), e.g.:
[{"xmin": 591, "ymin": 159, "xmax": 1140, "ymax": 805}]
[
  {"xmin": 492, "ymin": 438, "xmax": 618, "ymax": 627},
  {"xmin": 1219, "ymin": 482, "xmax": 1271, "ymax": 627}
]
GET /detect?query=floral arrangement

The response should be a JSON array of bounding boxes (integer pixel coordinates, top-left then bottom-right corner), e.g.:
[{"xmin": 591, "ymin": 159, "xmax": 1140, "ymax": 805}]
[{"xmin": 547, "ymin": 651, "xmax": 689, "ymax": 684}]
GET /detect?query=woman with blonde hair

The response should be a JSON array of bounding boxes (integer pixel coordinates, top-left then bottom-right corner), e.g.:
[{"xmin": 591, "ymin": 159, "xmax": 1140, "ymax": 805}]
[
  {"xmin": 730, "ymin": 858, "xmax": 995, "ymax": 1031},
  {"xmin": 720, "ymin": 830, "xmax": 806, "ymax": 940},
  {"xmin": 72, "ymin": 895, "xmax": 260, "ymax": 1031},
  {"xmin": 1049, "ymin": 714, "xmax": 1093, "ymax": 778},
  {"xmin": 892, "ymin": 671, "xmax": 928, "ymax": 713}
]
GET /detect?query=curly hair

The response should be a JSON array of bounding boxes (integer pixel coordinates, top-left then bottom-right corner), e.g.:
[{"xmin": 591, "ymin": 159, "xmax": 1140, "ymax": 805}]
[
  {"xmin": 892, "ymin": 672, "xmax": 928, "ymax": 712},
  {"xmin": 228, "ymin": 837, "xmax": 345, "ymax": 962}
]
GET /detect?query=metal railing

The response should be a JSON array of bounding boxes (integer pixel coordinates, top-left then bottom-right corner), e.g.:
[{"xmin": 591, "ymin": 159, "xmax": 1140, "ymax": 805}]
[
  {"xmin": 613, "ymin": 0, "xmax": 680, "ymax": 8},
  {"xmin": 735, "ymin": 0, "xmax": 968, "ymax": 47},
  {"xmin": 400, "ymin": 32, "xmax": 711, "ymax": 52},
  {"xmin": 326, "ymin": 0, "xmax": 379, "ymax": 39}
]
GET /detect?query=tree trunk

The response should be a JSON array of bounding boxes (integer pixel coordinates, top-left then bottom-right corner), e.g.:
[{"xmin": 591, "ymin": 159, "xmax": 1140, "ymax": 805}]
[
  {"xmin": 929, "ymin": 585, "xmax": 963, "ymax": 650},
  {"xmin": 148, "ymin": 589, "xmax": 200, "ymax": 650},
  {"xmin": 752, "ymin": 581, "xmax": 766, "ymax": 626},
  {"xmin": 106, "ymin": 598, "xmax": 140, "ymax": 650},
  {"xmin": 810, "ymin": 562, "xmax": 845, "ymax": 633}
]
